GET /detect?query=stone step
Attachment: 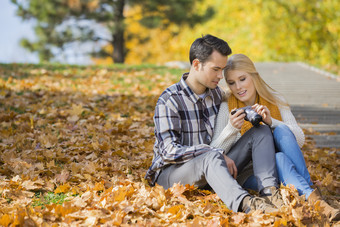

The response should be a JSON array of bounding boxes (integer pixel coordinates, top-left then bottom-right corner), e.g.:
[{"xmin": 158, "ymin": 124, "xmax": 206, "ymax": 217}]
[
  {"xmin": 292, "ymin": 106, "xmax": 340, "ymax": 149},
  {"xmin": 256, "ymin": 62, "xmax": 340, "ymax": 108},
  {"xmin": 299, "ymin": 124, "xmax": 340, "ymax": 133},
  {"xmin": 307, "ymin": 135, "xmax": 340, "ymax": 148},
  {"xmin": 291, "ymin": 105, "xmax": 340, "ymax": 125}
]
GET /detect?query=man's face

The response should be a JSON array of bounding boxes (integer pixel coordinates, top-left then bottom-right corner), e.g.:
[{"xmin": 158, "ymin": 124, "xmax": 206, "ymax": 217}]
[{"xmin": 195, "ymin": 50, "xmax": 228, "ymax": 92}]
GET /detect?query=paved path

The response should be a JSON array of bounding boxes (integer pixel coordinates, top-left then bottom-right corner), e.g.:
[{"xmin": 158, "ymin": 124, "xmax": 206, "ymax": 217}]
[{"xmin": 219, "ymin": 62, "xmax": 340, "ymax": 150}]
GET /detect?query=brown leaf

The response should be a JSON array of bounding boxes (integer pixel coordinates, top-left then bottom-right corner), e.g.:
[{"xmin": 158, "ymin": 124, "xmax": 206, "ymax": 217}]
[
  {"xmin": 56, "ymin": 170, "xmax": 70, "ymax": 184},
  {"xmin": 67, "ymin": 115, "xmax": 79, "ymax": 123},
  {"xmin": 231, "ymin": 212, "xmax": 246, "ymax": 224}
]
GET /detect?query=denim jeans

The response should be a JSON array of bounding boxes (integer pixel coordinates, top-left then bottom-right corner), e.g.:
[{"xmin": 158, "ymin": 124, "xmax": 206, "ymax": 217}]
[{"xmin": 243, "ymin": 124, "xmax": 314, "ymax": 198}]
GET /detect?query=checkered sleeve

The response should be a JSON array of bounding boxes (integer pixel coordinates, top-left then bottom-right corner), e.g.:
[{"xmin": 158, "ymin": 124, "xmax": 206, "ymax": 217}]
[{"xmin": 154, "ymin": 100, "xmax": 222, "ymax": 165}]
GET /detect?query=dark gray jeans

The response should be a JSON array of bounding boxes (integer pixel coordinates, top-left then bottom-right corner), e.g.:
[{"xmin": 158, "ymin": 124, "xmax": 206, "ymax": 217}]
[{"xmin": 156, "ymin": 125, "xmax": 278, "ymax": 212}]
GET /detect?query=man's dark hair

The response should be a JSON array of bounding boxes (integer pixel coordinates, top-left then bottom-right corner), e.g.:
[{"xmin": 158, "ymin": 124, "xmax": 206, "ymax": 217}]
[{"xmin": 189, "ymin": 34, "xmax": 232, "ymax": 65}]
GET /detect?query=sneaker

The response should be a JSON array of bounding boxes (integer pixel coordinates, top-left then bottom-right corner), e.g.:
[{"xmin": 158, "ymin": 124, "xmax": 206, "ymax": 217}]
[
  {"xmin": 261, "ymin": 186, "xmax": 284, "ymax": 208},
  {"xmin": 243, "ymin": 196, "xmax": 278, "ymax": 213},
  {"xmin": 308, "ymin": 189, "xmax": 340, "ymax": 222}
]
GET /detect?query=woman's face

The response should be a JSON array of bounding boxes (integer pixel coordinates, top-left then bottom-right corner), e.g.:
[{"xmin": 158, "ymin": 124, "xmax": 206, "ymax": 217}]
[{"xmin": 226, "ymin": 70, "xmax": 257, "ymax": 106}]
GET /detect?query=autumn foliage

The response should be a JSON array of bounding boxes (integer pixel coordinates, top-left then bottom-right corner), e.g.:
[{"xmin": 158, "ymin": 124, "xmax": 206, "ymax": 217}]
[{"xmin": 0, "ymin": 64, "xmax": 339, "ymax": 226}]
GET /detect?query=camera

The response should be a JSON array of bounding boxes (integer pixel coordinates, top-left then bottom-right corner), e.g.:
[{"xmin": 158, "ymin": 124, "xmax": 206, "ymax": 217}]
[{"xmin": 231, "ymin": 106, "xmax": 262, "ymax": 126}]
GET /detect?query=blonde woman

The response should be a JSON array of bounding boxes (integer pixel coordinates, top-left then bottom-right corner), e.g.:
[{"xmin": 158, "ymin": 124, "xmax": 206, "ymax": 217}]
[{"xmin": 211, "ymin": 54, "xmax": 340, "ymax": 222}]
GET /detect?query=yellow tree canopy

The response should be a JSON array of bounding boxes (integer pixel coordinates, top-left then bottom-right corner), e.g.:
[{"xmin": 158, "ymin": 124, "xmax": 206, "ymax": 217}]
[{"xmin": 94, "ymin": 0, "xmax": 340, "ymax": 74}]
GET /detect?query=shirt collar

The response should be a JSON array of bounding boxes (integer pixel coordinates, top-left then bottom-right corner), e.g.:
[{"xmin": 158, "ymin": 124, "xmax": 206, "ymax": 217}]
[{"xmin": 180, "ymin": 73, "xmax": 214, "ymax": 103}]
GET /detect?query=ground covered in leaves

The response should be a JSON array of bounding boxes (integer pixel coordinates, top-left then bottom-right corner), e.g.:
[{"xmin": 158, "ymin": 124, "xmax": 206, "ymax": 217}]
[{"xmin": 0, "ymin": 63, "xmax": 339, "ymax": 226}]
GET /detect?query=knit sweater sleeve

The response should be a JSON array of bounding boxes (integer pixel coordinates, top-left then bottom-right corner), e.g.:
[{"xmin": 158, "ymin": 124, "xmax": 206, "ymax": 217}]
[
  {"xmin": 270, "ymin": 96, "xmax": 305, "ymax": 148},
  {"xmin": 210, "ymin": 102, "xmax": 241, "ymax": 154}
]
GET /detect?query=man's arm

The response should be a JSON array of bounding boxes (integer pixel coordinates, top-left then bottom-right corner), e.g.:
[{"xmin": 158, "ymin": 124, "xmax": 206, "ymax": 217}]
[{"xmin": 155, "ymin": 101, "xmax": 223, "ymax": 164}]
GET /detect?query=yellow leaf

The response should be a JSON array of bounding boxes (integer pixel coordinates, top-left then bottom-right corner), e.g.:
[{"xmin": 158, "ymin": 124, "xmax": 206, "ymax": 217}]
[
  {"xmin": 0, "ymin": 214, "xmax": 11, "ymax": 226},
  {"xmin": 54, "ymin": 204, "xmax": 78, "ymax": 217},
  {"xmin": 55, "ymin": 183, "xmax": 71, "ymax": 194},
  {"xmin": 30, "ymin": 115, "xmax": 34, "ymax": 129},
  {"xmin": 93, "ymin": 181, "xmax": 105, "ymax": 192},
  {"xmin": 114, "ymin": 186, "xmax": 127, "ymax": 202},
  {"xmin": 12, "ymin": 208, "xmax": 25, "ymax": 226},
  {"xmin": 112, "ymin": 210, "xmax": 125, "ymax": 226},
  {"xmin": 168, "ymin": 204, "xmax": 184, "ymax": 215},
  {"xmin": 291, "ymin": 206, "xmax": 304, "ymax": 221},
  {"xmin": 273, "ymin": 218, "xmax": 287, "ymax": 227},
  {"xmin": 99, "ymin": 141, "xmax": 110, "ymax": 151},
  {"xmin": 170, "ymin": 183, "xmax": 186, "ymax": 197},
  {"xmin": 68, "ymin": 104, "xmax": 84, "ymax": 116},
  {"xmin": 322, "ymin": 173, "xmax": 333, "ymax": 186},
  {"xmin": 92, "ymin": 141, "xmax": 100, "ymax": 150},
  {"xmin": 188, "ymin": 217, "xmax": 202, "ymax": 227},
  {"xmin": 71, "ymin": 186, "xmax": 81, "ymax": 195}
]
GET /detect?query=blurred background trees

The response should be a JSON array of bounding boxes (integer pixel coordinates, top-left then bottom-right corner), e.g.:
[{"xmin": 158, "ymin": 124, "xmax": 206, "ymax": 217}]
[
  {"xmin": 11, "ymin": 0, "xmax": 340, "ymax": 74},
  {"xmin": 261, "ymin": 0, "xmax": 340, "ymax": 71},
  {"xmin": 11, "ymin": 0, "xmax": 213, "ymax": 63}
]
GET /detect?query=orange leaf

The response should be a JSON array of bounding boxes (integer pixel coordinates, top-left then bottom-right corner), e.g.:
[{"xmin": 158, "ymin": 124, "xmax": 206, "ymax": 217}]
[
  {"xmin": 54, "ymin": 204, "xmax": 78, "ymax": 217},
  {"xmin": 0, "ymin": 214, "xmax": 11, "ymax": 226},
  {"xmin": 55, "ymin": 183, "xmax": 71, "ymax": 194},
  {"xmin": 114, "ymin": 186, "xmax": 127, "ymax": 202},
  {"xmin": 93, "ymin": 181, "xmax": 105, "ymax": 192},
  {"xmin": 112, "ymin": 210, "xmax": 125, "ymax": 226},
  {"xmin": 168, "ymin": 204, "xmax": 184, "ymax": 215}
]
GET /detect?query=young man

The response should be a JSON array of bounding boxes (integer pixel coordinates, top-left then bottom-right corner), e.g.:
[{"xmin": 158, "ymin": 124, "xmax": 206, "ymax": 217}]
[{"xmin": 145, "ymin": 34, "xmax": 281, "ymax": 213}]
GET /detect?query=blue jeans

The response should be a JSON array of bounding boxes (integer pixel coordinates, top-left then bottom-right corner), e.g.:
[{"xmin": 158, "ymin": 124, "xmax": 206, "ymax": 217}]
[{"xmin": 243, "ymin": 124, "xmax": 314, "ymax": 198}]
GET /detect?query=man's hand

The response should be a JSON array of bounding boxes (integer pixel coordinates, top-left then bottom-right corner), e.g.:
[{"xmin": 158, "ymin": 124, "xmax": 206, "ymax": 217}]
[{"xmin": 223, "ymin": 155, "xmax": 237, "ymax": 179}]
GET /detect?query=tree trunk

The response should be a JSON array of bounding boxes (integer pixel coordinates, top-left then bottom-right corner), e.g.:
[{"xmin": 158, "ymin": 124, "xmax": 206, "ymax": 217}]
[
  {"xmin": 112, "ymin": 31, "xmax": 125, "ymax": 63},
  {"xmin": 112, "ymin": 0, "xmax": 125, "ymax": 63}
]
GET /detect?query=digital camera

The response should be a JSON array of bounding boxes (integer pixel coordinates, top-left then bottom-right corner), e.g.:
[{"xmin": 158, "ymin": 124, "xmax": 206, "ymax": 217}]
[{"xmin": 231, "ymin": 106, "xmax": 262, "ymax": 126}]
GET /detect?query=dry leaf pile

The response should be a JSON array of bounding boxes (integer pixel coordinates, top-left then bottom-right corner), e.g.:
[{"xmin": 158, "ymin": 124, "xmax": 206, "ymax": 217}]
[{"xmin": 0, "ymin": 64, "xmax": 339, "ymax": 226}]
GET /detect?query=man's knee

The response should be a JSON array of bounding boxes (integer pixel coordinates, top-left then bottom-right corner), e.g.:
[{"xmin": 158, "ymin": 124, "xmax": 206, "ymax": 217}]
[
  {"xmin": 203, "ymin": 150, "xmax": 224, "ymax": 162},
  {"xmin": 200, "ymin": 150, "xmax": 225, "ymax": 168}
]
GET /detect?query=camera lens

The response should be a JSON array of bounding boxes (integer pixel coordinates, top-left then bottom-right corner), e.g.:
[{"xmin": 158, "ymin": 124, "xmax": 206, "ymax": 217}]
[
  {"xmin": 250, "ymin": 115, "xmax": 262, "ymax": 126},
  {"xmin": 245, "ymin": 108, "xmax": 262, "ymax": 126}
]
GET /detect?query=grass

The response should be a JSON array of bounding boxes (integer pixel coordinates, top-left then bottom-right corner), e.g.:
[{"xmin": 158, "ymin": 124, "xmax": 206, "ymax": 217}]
[
  {"xmin": 32, "ymin": 192, "xmax": 69, "ymax": 208},
  {"xmin": 0, "ymin": 62, "xmax": 185, "ymax": 80}
]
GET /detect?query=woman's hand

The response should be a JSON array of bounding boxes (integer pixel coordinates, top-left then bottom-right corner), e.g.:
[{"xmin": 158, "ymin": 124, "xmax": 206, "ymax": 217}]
[
  {"xmin": 229, "ymin": 108, "xmax": 245, "ymax": 130},
  {"xmin": 224, "ymin": 155, "xmax": 237, "ymax": 179},
  {"xmin": 252, "ymin": 104, "xmax": 272, "ymax": 126}
]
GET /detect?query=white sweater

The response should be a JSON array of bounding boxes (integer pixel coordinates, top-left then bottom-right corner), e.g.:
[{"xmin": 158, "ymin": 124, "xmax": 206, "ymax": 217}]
[{"xmin": 210, "ymin": 101, "xmax": 305, "ymax": 154}]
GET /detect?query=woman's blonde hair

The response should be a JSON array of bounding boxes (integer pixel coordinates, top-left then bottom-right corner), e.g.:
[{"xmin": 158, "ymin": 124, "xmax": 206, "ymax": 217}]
[{"xmin": 223, "ymin": 54, "xmax": 288, "ymax": 107}]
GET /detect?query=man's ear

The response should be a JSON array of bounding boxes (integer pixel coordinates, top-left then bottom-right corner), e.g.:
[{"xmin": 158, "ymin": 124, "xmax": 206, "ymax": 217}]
[{"xmin": 192, "ymin": 59, "xmax": 201, "ymax": 71}]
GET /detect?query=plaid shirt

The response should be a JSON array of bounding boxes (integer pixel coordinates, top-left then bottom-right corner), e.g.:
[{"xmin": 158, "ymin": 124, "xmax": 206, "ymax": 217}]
[{"xmin": 145, "ymin": 73, "xmax": 224, "ymax": 185}]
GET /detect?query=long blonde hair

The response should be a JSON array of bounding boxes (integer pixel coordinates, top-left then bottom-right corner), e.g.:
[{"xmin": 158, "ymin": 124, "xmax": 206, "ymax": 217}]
[{"xmin": 224, "ymin": 54, "xmax": 288, "ymax": 107}]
